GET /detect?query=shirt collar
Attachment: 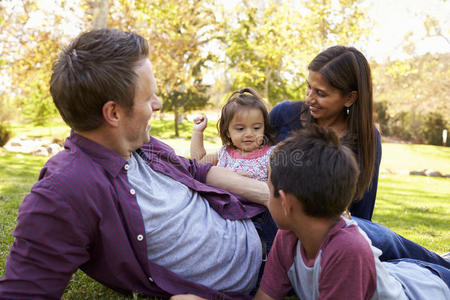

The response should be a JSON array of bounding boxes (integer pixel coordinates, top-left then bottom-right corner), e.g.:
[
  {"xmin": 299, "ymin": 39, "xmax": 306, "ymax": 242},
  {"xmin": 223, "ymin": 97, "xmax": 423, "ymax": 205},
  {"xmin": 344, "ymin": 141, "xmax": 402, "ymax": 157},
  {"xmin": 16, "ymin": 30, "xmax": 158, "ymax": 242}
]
[{"xmin": 65, "ymin": 130, "xmax": 128, "ymax": 178}]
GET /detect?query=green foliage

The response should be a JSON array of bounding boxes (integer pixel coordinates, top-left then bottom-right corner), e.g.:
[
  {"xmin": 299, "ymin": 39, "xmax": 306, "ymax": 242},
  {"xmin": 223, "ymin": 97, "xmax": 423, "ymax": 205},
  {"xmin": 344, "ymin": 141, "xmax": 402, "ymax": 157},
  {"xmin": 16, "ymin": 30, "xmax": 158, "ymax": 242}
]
[
  {"xmin": 0, "ymin": 123, "xmax": 12, "ymax": 147},
  {"xmin": 372, "ymin": 53, "xmax": 450, "ymax": 138},
  {"xmin": 374, "ymin": 101, "xmax": 390, "ymax": 135},
  {"xmin": 0, "ymin": 1, "xmax": 82, "ymax": 124},
  {"xmin": 162, "ymin": 85, "xmax": 211, "ymax": 112},
  {"xmin": 379, "ymin": 108, "xmax": 448, "ymax": 145},
  {"xmin": 161, "ymin": 83, "xmax": 211, "ymax": 136},
  {"xmin": 421, "ymin": 112, "xmax": 448, "ymax": 146},
  {"xmin": 114, "ymin": 0, "xmax": 220, "ymax": 136},
  {"xmin": 19, "ymin": 81, "xmax": 58, "ymax": 125},
  {"xmin": 387, "ymin": 111, "xmax": 414, "ymax": 142},
  {"xmin": 223, "ymin": 0, "xmax": 370, "ymax": 105}
]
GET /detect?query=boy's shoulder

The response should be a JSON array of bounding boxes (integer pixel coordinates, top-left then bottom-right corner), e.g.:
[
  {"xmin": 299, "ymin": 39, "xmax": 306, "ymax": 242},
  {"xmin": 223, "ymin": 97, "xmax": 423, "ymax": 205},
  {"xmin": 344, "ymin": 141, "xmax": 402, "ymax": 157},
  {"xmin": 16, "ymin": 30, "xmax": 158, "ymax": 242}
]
[
  {"xmin": 321, "ymin": 218, "xmax": 375, "ymax": 267},
  {"xmin": 271, "ymin": 230, "xmax": 299, "ymax": 267}
]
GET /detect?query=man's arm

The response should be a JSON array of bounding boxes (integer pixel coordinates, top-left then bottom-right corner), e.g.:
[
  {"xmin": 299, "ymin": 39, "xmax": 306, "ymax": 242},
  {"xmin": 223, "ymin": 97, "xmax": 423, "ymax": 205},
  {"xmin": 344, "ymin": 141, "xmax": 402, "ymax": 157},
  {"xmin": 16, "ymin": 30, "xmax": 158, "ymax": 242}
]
[
  {"xmin": 205, "ymin": 166, "xmax": 269, "ymax": 206},
  {"xmin": 0, "ymin": 180, "xmax": 90, "ymax": 299},
  {"xmin": 254, "ymin": 289, "xmax": 276, "ymax": 300}
]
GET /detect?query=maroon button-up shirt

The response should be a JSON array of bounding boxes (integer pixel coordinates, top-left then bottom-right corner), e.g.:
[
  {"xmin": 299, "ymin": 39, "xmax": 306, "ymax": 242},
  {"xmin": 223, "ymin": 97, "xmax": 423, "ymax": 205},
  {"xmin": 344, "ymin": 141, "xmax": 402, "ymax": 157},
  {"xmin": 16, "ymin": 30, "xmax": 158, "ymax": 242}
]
[{"xmin": 0, "ymin": 132, "xmax": 266, "ymax": 299}]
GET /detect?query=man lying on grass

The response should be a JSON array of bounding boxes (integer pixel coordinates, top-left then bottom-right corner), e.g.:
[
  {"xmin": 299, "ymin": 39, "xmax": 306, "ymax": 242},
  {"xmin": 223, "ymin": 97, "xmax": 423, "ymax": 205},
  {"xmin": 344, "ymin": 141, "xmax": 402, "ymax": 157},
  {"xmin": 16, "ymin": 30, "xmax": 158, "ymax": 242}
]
[
  {"xmin": 0, "ymin": 28, "xmax": 275, "ymax": 299},
  {"xmin": 0, "ymin": 29, "xmax": 448, "ymax": 299}
]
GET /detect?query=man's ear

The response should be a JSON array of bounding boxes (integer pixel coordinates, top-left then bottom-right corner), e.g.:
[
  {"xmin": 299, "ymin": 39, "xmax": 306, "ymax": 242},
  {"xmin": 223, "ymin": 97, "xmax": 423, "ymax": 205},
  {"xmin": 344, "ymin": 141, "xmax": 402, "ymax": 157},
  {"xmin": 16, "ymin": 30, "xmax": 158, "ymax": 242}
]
[
  {"xmin": 102, "ymin": 100, "xmax": 120, "ymax": 127},
  {"xmin": 345, "ymin": 91, "xmax": 357, "ymax": 108},
  {"xmin": 278, "ymin": 189, "xmax": 292, "ymax": 216}
]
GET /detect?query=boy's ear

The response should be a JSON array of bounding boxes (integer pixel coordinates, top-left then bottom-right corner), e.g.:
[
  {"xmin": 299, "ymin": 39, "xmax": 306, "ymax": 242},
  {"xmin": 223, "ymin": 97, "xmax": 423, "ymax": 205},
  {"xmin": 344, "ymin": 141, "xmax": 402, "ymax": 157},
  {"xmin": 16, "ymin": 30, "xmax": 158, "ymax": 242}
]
[
  {"xmin": 278, "ymin": 189, "xmax": 292, "ymax": 216},
  {"xmin": 102, "ymin": 100, "xmax": 120, "ymax": 127},
  {"xmin": 345, "ymin": 91, "xmax": 357, "ymax": 107}
]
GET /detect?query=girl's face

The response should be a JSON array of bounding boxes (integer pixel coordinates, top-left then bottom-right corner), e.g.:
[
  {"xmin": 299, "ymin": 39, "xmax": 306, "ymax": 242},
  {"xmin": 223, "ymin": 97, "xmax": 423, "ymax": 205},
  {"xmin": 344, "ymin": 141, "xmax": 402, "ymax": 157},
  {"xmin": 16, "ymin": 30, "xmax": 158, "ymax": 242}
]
[
  {"xmin": 305, "ymin": 71, "xmax": 353, "ymax": 128},
  {"xmin": 227, "ymin": 107, "xmax": 265, "ymax": 153}
]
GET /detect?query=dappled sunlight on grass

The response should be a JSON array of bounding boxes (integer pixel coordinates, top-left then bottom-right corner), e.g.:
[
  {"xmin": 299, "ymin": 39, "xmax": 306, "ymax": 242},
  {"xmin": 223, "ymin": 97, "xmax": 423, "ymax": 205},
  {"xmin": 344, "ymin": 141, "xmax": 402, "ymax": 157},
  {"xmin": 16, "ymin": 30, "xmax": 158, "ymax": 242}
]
[
  {"xmin": 10, "ymin": 120, "xmax": 71, "ymax": 141},
  {"xmin": 373, "ymin": 174, "xmax": 450, "ymax": 253},
  {"xmin": 381, "ymin": 143, "xmax": 450, "ymax": 173}
]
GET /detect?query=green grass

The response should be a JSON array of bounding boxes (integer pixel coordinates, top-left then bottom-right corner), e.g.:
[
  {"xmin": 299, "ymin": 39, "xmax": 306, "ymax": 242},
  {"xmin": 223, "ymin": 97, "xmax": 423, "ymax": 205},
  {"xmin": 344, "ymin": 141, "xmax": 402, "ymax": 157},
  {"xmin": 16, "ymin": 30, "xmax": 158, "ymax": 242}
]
[
  {"xmin": 1, "ymin": 121, "xmax": 449, "ymax": 298},
  {"xmin": 10, "ymin": 120, "xmax": 71, "ymax": 142},
  {"xmin": 381, "ymin": 143, "xmax": 450, "ymax": 174},
  {"xmin": 373, "ymin": 174, "xmax": 450, "ymax": 253}
]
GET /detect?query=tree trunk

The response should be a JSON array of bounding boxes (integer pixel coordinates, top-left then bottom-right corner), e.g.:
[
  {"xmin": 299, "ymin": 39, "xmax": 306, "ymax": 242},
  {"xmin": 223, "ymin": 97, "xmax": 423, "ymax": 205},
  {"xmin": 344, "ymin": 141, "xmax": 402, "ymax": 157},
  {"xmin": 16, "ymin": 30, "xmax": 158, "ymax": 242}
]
[
  {"xmin": 264, "ymin": 66, "xmax": 272, "ymax": 103},
  {"xmin": 92, "ymin": 0, "xmax": 109, "ymax": 29},
  {"xmin": 174, "ymin": 105, "xmax": 179, "ymax": 137}
]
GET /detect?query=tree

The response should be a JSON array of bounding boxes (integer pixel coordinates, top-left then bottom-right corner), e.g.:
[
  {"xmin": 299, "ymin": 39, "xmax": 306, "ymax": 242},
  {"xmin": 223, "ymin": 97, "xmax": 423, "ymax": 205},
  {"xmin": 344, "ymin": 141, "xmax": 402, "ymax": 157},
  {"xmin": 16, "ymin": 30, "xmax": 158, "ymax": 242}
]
[
  {"xmin": 90, "ymin": 0, "xmax": 109, "ymax": 29},
  {"xmin": 370, "ymin": 0, "xmax": 449, "ymax": 143},
  {"xmin": 0, "ymin": 0, "xmax": 89, "ymax": 124},
  {"xmin": 222, "ymin": 0, "xmax": 370, "ymax": 105},
  {"xmin": 372, "ymin": 52, "xmax": 449, "ymax": 143},
  {"xmin": 129, "ymin": 0, "xmax": 220, "ymax": 136}
]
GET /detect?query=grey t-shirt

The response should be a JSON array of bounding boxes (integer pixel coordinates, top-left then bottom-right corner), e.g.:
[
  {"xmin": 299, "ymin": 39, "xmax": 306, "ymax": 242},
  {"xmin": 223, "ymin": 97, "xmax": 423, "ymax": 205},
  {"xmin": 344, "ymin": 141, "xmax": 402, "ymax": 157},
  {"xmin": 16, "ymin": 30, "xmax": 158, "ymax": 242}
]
[{"xmin": 127, "ymin": 152, "xmax": 261, "ymax": 293}]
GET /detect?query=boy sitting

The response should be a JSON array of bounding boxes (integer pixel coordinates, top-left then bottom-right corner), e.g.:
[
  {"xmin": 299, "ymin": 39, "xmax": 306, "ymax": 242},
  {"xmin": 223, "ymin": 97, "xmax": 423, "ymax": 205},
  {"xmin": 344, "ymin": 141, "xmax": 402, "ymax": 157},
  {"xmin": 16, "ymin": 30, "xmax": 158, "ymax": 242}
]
[{"xmin": 255, "ymin": 125, "xmax": 450, "ymax": 300}]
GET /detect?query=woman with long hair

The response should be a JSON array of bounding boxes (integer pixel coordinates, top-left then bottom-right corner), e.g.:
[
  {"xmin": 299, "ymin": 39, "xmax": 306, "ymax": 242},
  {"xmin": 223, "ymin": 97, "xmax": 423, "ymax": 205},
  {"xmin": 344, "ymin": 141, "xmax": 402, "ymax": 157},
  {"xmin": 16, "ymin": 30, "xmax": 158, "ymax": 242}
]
[{"xmin": 270, "ymin": 45, "xmax": 380, "ymax": 220}]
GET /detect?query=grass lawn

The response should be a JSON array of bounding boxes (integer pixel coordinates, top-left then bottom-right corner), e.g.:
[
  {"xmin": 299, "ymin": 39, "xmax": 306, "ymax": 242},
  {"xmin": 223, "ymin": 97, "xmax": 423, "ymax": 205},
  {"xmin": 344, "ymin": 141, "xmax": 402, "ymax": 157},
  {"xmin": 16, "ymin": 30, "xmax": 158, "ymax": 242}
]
[
  {"xmin": 1, "ymin": 120, "xmax": 449, "ymax": 298},
  {"xmin": 381, "ymin": 143, "xmax": 450, "ymax": 174},
  {"xmin": 373, "ymin": 174, "xmax": 449, "ymax": 253}
]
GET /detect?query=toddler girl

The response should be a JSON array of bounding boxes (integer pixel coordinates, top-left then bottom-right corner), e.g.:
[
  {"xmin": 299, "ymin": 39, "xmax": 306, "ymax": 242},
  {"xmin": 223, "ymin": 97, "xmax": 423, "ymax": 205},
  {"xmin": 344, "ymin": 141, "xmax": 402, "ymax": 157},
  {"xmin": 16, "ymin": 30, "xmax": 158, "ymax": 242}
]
[{"xmin": 190, "ymin": 88, "xmax": 275, "ymax": 182}]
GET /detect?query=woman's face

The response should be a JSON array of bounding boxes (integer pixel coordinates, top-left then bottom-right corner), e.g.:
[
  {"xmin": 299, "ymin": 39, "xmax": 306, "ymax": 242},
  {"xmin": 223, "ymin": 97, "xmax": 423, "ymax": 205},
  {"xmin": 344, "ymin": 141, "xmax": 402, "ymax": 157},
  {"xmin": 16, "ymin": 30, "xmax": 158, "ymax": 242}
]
[{"xmin": 305, "ymin": 71, "xmax": 352, "ymax": 127}]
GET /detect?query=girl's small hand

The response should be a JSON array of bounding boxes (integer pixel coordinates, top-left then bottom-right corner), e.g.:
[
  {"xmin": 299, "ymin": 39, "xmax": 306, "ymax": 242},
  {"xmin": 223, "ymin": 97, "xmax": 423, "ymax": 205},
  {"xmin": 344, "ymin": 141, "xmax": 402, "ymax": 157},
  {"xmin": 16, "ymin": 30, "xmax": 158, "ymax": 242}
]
[{"xmin": 193, "ymin": 115, "xmax": 208, "ymax": 132}]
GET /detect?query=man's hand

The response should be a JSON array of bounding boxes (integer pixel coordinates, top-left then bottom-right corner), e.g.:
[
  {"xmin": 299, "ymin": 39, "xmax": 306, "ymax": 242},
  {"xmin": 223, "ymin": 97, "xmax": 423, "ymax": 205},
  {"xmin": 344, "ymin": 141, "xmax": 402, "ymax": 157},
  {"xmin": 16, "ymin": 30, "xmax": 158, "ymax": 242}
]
[
  {"xmin": 170, "ymin": 294, "xmax": 206, "ymax": 300},
  {"xmin": 193, "ymin": 115, "xmax": 208, "ymax": 132}
]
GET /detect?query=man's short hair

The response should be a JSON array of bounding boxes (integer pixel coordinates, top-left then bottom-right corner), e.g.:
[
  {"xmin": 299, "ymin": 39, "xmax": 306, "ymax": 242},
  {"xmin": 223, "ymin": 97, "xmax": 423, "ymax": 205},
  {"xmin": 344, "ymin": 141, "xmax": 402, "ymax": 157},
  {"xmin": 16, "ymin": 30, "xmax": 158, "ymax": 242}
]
[
  {"xmin": 270, "ymin": 125, "xmax": 360, "ymax": 218},
  {"xmin": 50, "ymin": 29, "xmax": 149, "ymax": 131}
]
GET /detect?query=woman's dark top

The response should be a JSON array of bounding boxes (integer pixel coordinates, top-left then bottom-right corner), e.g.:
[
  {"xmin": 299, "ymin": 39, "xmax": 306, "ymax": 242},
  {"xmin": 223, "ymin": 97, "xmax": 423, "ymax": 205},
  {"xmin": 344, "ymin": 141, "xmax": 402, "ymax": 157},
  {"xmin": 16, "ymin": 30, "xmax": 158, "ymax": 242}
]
[{"xmin": 269, "ymin": 101, "xmax": 382, "ymax": 220}]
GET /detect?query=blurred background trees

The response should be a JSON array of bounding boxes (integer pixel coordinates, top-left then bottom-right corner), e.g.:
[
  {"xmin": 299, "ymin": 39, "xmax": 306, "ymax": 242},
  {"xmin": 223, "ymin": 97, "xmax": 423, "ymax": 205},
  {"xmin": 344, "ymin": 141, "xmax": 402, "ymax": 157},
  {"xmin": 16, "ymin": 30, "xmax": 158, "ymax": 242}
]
[{"xmin": 0, "ymin": 0, "xmax": 448, "ymax": 142}]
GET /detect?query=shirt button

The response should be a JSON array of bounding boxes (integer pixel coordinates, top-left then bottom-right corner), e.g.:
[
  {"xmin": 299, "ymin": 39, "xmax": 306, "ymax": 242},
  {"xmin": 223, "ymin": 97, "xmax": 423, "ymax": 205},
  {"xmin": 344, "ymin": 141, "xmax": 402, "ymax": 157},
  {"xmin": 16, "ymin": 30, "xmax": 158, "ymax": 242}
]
[
  {"xmin": 124, "ymin": 164, "xmax": 130, "ymax": 170},
  {"xmin": 130, "ymin": 188, "xmax": 136, "ymax": 195},
  {"xmin": 137, "ymin": 234, "xmax": 143, "ymax": 241},
  {"xmin": 148, "ymin": 277, "xmax": 154, "ymax": 282}
]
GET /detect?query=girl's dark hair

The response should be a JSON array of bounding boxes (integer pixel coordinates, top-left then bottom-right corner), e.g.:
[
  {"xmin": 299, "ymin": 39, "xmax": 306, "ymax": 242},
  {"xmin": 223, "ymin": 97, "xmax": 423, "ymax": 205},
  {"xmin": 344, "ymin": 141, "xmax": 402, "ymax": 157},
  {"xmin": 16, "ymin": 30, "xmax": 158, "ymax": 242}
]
[
  {"xmin": 305, "ymin": 45, "xmax": 376, "ymax": 201},
  {"xmin": 50, "ymin": 29, "xmax": 149, "ymax": 131},
  {"xmin": 217, "ymin": 88, "xmax": 275, "ymax": 147}
]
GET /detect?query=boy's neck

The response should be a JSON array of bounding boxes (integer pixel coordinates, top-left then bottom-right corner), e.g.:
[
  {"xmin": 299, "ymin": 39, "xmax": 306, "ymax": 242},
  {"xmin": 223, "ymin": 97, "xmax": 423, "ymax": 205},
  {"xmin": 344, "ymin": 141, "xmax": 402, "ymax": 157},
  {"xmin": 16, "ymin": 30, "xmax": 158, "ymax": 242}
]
[{"xmin": 291, "ymin": 215, "xmax": 341, "ymax": 260}]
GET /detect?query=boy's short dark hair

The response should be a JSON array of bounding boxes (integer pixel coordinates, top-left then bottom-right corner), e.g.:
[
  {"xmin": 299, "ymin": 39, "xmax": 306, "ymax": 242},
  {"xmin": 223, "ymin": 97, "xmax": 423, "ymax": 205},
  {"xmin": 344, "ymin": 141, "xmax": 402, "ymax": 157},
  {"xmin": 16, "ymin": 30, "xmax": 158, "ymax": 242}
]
[
  {"xmin": 270, "ymin": 125, "xmax": 360, "ymax": 218},
  {"xmin": 50, "ymin": 29, "xmax": 149, "ymax": 131}
]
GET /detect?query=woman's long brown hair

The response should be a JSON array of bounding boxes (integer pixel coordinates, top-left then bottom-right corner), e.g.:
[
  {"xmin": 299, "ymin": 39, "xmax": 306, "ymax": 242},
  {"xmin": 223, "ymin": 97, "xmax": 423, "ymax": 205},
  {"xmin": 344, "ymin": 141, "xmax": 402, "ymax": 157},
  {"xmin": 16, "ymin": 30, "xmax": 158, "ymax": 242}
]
[{"xmin": 307, "ymin": 46, "xmax": 376, "ymax": 201}]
